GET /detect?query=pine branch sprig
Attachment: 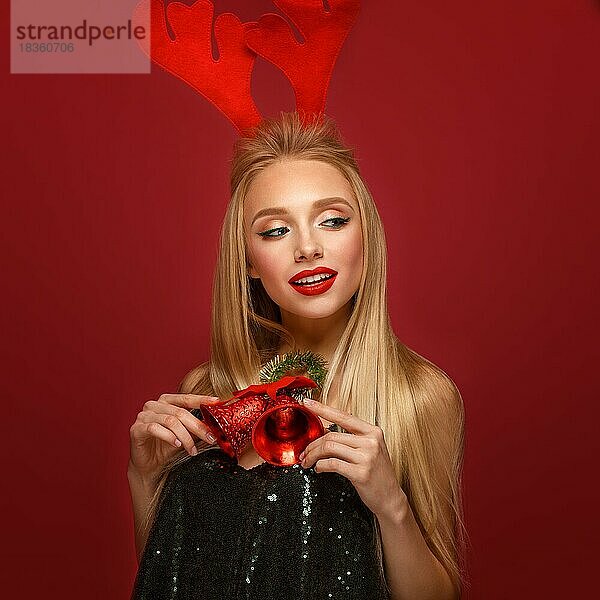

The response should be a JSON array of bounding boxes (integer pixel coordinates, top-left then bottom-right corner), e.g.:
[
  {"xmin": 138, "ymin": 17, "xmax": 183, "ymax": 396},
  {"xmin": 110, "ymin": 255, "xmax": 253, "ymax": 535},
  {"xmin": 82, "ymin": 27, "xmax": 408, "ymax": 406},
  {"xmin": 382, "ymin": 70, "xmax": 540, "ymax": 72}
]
[{"xmin": 259, "ymin": 350, "xmax": 328, "ymax": 392}]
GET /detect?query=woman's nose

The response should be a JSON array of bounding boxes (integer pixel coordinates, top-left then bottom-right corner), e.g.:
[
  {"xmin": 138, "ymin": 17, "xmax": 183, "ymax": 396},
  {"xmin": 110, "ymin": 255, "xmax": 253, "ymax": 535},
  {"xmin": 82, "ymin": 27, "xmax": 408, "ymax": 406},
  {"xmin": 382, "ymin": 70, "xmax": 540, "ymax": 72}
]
[{"xmin": 294, "ymin": 235, "xmax": 323, "ymax": 262}]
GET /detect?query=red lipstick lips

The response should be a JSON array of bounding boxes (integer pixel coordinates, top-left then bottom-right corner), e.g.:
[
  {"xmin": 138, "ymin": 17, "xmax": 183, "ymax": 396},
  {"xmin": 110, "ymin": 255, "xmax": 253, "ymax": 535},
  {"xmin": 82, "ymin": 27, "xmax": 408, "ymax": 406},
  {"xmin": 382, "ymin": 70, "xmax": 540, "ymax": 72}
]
[{"xmin": 288, "ymin": 267, "xmax": 338, "ymax": 296}]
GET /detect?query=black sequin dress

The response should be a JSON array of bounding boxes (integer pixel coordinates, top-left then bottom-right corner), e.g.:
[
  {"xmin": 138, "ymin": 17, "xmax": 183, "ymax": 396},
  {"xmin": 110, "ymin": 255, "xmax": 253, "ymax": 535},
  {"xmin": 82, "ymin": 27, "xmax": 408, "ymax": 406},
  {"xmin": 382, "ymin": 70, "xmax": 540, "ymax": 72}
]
[{"xmin": 131, "ymin": 424, "xmax": 390, "ymax": 600}]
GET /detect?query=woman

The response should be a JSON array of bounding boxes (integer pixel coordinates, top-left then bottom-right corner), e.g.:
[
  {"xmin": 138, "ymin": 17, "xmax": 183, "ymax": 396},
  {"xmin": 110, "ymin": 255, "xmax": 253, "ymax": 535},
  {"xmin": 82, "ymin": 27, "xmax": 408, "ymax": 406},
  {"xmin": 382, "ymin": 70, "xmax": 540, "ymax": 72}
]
[{"xmin": 128, "ymin": 111, "xmax": 467, "ymax": 599}]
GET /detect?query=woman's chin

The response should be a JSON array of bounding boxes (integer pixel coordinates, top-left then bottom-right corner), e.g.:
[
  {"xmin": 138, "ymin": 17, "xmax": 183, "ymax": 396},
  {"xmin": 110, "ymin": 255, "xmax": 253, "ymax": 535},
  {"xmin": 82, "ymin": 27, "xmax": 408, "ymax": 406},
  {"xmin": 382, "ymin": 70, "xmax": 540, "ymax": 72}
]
[{"xmin": 279, "ymin": 299, "xmax": 349, "ymax": 321}]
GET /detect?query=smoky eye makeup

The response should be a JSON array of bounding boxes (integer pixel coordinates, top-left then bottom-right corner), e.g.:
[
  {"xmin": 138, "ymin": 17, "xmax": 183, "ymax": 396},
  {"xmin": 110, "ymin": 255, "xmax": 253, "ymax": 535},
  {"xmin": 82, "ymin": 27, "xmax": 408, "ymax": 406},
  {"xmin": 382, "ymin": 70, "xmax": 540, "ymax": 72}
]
[
  {"xmin": 321, "ymin": 216, "xmax": 350, "ymax": 228},
  {"xmin": 257, "ymin": 225, "xmax": 288, "ymax": 238}
]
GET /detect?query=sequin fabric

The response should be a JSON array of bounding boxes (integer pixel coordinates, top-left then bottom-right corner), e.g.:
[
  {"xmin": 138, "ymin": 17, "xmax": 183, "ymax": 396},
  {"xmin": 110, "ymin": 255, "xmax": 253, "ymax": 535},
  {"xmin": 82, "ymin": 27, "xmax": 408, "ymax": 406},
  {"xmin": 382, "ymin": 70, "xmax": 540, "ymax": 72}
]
[{"xmin": 131, "ymin": 424, "xmax": 390, "ymax": 600}]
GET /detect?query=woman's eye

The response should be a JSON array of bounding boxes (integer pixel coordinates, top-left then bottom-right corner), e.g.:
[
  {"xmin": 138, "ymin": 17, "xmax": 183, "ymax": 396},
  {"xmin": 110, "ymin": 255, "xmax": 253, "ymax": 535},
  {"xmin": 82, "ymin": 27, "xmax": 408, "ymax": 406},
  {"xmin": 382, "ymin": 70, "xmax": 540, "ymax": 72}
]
[
  {"xmin": 258, "ymin": 226, "xmax": 289, "ymax": 238},
  {"xmin": 321, "ymin": 217, "xmax": 351, "ymax": 228}
]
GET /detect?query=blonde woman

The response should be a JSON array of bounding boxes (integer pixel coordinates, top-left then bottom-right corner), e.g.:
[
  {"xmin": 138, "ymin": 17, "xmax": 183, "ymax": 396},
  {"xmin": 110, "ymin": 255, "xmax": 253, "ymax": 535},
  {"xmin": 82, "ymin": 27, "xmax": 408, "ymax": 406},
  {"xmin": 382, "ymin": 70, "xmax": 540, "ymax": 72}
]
[{"xmin": 128, "ymin": 112, "xmax": 466, "ymax": 600}]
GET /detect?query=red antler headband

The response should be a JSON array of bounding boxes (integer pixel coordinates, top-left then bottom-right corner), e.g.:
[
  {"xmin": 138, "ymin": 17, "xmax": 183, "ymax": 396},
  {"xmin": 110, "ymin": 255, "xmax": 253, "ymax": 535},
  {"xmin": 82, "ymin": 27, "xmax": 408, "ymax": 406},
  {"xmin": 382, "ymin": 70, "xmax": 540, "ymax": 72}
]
[{"xmin": 133, "ymin": 0, "xmax": 361, "ymax": 135}]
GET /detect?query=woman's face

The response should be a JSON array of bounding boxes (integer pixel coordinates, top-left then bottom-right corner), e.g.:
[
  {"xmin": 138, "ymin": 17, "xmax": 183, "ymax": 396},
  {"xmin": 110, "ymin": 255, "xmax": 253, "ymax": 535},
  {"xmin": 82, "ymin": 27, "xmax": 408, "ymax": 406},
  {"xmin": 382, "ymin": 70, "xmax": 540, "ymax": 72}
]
[{"xmin": 244, "ymin": 159, "xmax": 363, "ymax": 320}]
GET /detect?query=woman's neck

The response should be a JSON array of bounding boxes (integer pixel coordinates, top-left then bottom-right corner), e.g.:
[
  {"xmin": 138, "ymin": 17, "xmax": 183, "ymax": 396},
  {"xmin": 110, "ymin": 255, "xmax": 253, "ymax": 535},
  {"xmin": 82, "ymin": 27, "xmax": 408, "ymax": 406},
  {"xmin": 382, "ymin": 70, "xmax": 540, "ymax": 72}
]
[{"xmin": 278, "ymin": 299, "xmax": 353, "ymax": 366}]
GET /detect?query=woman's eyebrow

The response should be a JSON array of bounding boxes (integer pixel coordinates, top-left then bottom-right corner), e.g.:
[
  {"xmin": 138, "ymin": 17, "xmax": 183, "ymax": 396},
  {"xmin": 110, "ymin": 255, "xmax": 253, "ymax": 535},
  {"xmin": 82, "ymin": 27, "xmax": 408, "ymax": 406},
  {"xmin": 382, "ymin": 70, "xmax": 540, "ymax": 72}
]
[{"xmin": 251, "ymin": 197, "xmax": 354, "ymax": 225}]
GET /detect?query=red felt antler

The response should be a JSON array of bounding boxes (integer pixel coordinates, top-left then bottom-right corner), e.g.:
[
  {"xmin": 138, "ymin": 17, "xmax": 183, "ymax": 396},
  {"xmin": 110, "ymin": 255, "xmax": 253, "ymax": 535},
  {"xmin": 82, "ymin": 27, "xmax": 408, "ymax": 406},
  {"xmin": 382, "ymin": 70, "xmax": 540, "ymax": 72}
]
[
  {"xmin": 244, "ymin": 0, "xmax": 360, "ymax": 119},
  {"xmin": 134, "ymin": 0, "xmax": 262, "ymax": 134},
  {"xmin": 133, "ymin": 0, "xmax": 360, "ymax": 134}
]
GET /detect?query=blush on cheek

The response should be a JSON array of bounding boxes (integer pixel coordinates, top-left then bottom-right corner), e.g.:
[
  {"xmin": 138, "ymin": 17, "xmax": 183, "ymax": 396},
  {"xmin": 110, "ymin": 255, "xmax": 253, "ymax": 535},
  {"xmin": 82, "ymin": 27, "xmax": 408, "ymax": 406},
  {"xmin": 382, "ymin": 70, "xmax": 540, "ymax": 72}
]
[
  {"xmin": 252, "ymin": 252, "xmax": 281, "ymax": 277},
  {"xmin": 346, "ymin": 231, "xmax": 364, "ymax": 272}
]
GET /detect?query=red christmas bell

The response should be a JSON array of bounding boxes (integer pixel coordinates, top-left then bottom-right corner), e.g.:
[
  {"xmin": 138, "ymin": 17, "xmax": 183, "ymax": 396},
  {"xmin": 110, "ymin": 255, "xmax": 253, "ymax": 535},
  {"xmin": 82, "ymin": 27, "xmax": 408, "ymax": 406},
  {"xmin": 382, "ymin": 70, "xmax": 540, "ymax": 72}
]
[
  {"xmin": 199, "ymin": 375, "xmax": 324, "ymax": 466},
  {"xmin": 252, "ymin": 391, "xmax": 325, "ymax": 467},
  {"xmin": 199, "ymin": 395, "xmax": 269, "ymax": 459}
]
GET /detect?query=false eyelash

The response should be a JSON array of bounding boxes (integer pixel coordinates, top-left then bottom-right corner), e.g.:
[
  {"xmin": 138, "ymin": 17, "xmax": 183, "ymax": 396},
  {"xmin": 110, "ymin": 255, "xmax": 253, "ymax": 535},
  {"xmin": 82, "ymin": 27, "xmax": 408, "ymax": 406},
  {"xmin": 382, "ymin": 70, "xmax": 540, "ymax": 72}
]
[
  {"xmin": 326, "ymin": 217, "xmax": 351, "ymax": 226},
  {"xmin": 258, "ymin": 226, "xmax": 289, "ymax": 238}
]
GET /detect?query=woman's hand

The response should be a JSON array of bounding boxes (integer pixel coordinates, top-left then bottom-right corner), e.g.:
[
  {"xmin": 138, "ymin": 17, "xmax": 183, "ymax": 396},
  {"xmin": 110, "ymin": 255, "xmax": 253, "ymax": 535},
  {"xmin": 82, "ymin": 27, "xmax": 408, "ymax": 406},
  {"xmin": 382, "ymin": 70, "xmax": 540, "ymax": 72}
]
[
  {"xmin": 298, "ymin": 398, "xmax": 406, "ymax": 519},
  {"xmin": 129, "ymin": 393, "xmax": 221, "ymax": 480}
]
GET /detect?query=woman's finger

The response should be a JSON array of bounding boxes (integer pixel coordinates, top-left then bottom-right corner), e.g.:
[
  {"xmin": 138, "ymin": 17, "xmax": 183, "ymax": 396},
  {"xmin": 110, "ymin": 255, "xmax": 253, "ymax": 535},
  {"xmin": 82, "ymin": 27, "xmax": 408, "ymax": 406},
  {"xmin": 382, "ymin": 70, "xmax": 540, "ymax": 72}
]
[
  {"xmin": 299, "ymin": 398, "xmax": 373, "ymax": 436},
  {"xmin": 311, "ymin": 431, "xmax": 366, "ymax": 450},
  {"xmin": 157, "ymin": 393, "xmax": 222, "ymax": 409},
  {"xmin": 299, "ymin": 431, "xmax": 364, "ymax": 461},
  {"xmin": 133, "ymin": 421, "xmax": 181, "ymax": 449},
  {"xmin": 301, "ymin": 439, "xmax": 364, "ymax": 469},
  {"xmin": 144, "ymin": 400, "xmax": 216, "ymax": 445},
  {"xmin": 140, "ymin": 412, "xmax": 198, "ymax": 456}
]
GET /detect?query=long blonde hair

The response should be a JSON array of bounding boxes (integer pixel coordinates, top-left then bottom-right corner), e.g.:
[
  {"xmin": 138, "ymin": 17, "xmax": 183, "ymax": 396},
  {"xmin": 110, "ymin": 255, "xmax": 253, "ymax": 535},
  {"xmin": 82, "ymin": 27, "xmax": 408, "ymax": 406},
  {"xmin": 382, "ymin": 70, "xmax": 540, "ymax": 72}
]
[{"xmin": 141, "ymin": 111, "xmax": 468, "ymax": 595}]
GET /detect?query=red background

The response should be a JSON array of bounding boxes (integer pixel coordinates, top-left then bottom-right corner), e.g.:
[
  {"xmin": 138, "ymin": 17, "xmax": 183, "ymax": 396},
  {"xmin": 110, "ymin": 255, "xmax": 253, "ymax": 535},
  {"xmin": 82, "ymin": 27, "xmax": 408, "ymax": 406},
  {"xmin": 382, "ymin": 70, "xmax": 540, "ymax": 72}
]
[{"xmin": 2, "ymin": 1, "xmax": 599, "ymax": 598}]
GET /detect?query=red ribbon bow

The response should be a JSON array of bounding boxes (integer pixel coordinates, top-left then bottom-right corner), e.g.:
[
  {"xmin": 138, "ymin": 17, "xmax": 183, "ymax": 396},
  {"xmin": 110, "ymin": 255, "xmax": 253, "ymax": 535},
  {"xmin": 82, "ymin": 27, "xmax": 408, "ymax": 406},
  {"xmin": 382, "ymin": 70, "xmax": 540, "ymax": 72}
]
[{"xmin": 232, "ymin": 375, "xmax": 317, "ymax": 402}]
